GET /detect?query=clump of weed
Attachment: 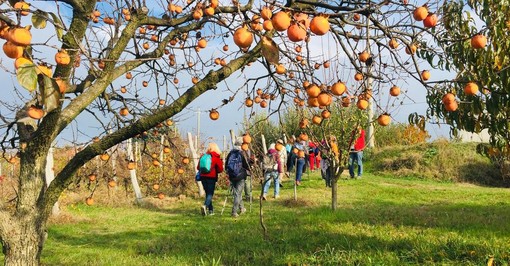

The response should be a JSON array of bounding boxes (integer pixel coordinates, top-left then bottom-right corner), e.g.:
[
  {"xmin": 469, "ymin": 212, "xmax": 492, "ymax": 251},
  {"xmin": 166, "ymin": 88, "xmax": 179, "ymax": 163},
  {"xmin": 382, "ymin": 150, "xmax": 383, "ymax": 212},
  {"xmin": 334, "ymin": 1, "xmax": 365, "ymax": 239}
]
[{"xmin": 281, "ymin": 198, "xmax": 316, "ymax": 208}]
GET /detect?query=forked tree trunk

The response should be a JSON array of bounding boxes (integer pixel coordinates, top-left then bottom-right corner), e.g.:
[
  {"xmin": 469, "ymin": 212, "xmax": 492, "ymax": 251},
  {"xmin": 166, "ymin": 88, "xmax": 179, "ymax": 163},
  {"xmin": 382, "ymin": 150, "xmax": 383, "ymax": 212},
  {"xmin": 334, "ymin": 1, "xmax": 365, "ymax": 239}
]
[{"xmin": 331, "ymin": 165, "xmax": 342, "ymax": 211}]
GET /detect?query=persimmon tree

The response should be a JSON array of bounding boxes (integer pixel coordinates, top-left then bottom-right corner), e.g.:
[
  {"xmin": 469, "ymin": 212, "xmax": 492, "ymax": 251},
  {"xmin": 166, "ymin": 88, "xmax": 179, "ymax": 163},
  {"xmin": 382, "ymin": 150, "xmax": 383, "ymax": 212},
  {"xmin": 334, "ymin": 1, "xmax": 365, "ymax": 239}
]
[
  {"xmin": 0, "ymin": 0, "xmax": 452, "ymax": 264},
  {"xmin": 422, "ymin": 0, "xmax": 510, "ymax": 174}
]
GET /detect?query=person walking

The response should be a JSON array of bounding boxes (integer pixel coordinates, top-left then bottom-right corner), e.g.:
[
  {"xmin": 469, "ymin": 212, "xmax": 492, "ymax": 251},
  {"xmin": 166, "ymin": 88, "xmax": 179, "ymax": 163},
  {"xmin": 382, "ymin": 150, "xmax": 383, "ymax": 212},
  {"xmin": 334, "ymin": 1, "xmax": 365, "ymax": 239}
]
[
  {"xmin": 244, "ymin": 151, "xmax": 255, "ymax": 202},
  {"xmin": 262, "ymin": 143, "xmax": 280, "ymax": 200},
  {"xmin": 349, "ymin": 126, "xmax": 365, "ymax": 179},
  {"xmin": 225, "ymin": 137, "xmax": 250, "ymax": 218},
  {"xmin": 293, "ymin": 140, "xmax": 306, "ymax": 186},
  {"xmin": 276, "ymin": 139, "xmax": 287, "ymax": 181},
  {"xmin": 314, "ymin": 144, "xmax": 321, "ymax": 172},
  {"xmin": 286, "ymin": 136, "xmax": 295, "ymax": 173},
  {"xmin": 320, "ymin": 135, "xmax": 339, "ymax": 187},
  {"xmin": 308, "ymin": 141, "xmax": 317, "ymax": 171},
  {"xmin": 197, "ymin": 142, "xmax": 224, "ymax": 216}
]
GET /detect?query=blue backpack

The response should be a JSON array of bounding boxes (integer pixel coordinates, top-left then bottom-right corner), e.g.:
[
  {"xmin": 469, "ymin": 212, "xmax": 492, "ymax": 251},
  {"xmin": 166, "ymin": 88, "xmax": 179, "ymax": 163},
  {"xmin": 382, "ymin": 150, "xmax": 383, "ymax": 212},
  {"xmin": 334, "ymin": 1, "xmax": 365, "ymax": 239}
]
[
  {"xmin": 199, "ymin": 154, "xmax": 212, "ymax": 174},
  {"xmin": 226, "ymin": 150, "xmax": 243, "ymax": 179}
]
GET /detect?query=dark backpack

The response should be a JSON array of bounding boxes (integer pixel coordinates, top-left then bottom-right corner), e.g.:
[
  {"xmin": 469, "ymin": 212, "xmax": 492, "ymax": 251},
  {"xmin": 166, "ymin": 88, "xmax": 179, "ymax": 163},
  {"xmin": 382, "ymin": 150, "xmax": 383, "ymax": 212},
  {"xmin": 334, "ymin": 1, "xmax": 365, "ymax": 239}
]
[
  {"xmin": 199, "ymin": 154, "xmax": 212, "ymax": 174},
  {"xmin": 262, "ymin": 152, "xmax": 277, "ymax": 171},
  {"xmin": 226, "ymin": 150, "xmax": 244, "ymax": 179}
]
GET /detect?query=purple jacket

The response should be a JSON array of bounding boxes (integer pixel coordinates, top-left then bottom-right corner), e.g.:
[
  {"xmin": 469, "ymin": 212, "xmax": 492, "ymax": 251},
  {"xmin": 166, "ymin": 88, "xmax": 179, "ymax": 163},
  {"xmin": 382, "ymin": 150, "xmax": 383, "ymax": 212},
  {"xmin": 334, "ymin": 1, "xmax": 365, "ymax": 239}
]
[{"xmin": 268, "ymin": 148, "xmax": 283, "ymax": 173}]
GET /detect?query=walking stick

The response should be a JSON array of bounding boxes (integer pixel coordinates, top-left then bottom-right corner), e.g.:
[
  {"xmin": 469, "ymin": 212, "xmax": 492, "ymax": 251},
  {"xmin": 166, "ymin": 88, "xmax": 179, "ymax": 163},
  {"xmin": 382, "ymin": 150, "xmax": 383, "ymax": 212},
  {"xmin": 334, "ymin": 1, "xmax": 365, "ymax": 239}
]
[
  {"xmin": 249, "ymin": 174, "xmax": 253, "ymax": 212},
  {"xmin": 294, "ymin": 156, "xmax": 298, "ymax": 201},
  {"xmin": 220, "ymin": 194, "xmax": 228, "ymax": 215},
  {"xmin": 221, "ymin": 185, "xmax": 232, "ymax": 215}
]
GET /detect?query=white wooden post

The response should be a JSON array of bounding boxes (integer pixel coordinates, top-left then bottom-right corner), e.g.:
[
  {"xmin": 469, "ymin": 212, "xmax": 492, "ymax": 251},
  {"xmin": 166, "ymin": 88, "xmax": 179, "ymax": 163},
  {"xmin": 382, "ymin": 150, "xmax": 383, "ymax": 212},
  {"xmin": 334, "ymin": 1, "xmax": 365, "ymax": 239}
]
[
  {"xmin": 135, "ymin": 141, "xmax": 142, "ymax": 168},
  {"xmin": 261, "ymin": 134, "xmax": 268, "ymax": 154},
  {"xmin": 229, "ymin": 130, "xmax": 236, "ymax": 147},
  {"xmin": 188, "ymin": 132, "xmax": 205, "ymax": 196},
  {"xmin": 45, "ymin": 147, "xmax": 60, "ymax": 215},
  {"xmin": 111, "ymin": 145, "xmax": 117, "ymax": 189},
  {"xmin": 109, "ymin": 130, "xmax": 118, "ymax": 187},
  {"xmin": 223, "ymin": 135, "xmax": 228, "ymax": 158},
  {"xmin": 160, "ymin": 135, "xmax": 165, "ymax": 179},
  {"xmin": 127, "ymin": 138, "xmax": 143, "ymax": 202},
  {"xmin": 10, "ymin": 154, "xmax": 14, "ymax": 177}
]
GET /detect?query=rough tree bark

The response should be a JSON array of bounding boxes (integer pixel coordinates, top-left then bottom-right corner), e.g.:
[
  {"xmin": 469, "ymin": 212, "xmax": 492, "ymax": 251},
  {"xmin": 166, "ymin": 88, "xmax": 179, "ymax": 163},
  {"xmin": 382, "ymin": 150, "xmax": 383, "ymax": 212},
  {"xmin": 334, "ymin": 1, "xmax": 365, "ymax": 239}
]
[{"xmin": 0, "ymin": 0, "xmax": 260, "ymax": 263}]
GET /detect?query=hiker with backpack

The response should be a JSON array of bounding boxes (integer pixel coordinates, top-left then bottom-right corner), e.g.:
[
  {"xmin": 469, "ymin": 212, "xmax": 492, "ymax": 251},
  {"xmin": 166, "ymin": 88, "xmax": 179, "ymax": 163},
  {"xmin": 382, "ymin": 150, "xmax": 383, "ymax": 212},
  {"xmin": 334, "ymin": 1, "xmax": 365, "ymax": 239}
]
[
  {"xmin": 262, "ymin": 143, "xmax": 280, "ymax": 200},
  {"xmin": 225, "ymin": 137, "xmax": 251, "ymax": 218},
  {"xmin": 197, "ymin": 142, "xmax": 224, "ymax": 216}
]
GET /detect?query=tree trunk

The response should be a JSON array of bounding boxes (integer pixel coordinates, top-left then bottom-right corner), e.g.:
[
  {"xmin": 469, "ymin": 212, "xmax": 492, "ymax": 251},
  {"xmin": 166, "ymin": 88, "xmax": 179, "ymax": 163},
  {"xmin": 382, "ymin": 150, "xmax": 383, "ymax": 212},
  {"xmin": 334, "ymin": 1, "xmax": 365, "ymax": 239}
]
[
  {"xmin": 1, "ymin": 138, "xmax": 50, "ymax": 265},
  {"xmin": 331, "ymin": 165, "xmax": 341, "ymax": 211},
  {"xmin": 127, "ymin": 139, "xmax": 143, "ymax": 202},
  {"xmin": 331, "ymin": 176, "xmax": 338, "ymax": 211},
  {"xmin": 2, "ymin": 220, "xmax": 45, "ymax": 266}
]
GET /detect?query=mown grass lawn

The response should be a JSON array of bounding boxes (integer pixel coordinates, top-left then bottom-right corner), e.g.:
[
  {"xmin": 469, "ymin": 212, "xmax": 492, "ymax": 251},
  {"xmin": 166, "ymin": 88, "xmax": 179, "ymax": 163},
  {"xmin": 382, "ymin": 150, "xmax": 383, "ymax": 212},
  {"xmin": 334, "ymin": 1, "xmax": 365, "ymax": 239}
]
[{"xmin": 38, "ymin": 172, "xmax": 510, "ymax": 265}]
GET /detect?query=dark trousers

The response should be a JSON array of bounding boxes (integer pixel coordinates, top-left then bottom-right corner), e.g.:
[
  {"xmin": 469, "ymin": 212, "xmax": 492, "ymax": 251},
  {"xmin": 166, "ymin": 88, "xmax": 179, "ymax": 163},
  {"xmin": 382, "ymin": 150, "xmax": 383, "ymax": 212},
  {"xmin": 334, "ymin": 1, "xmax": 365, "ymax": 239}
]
[
  {"xmin": 201, "ymin": 178, "xmax": 217, "ymax": 212},
  {"xmin": 287, "ymin": 152, "xmax": 296, "ymax": 172}
]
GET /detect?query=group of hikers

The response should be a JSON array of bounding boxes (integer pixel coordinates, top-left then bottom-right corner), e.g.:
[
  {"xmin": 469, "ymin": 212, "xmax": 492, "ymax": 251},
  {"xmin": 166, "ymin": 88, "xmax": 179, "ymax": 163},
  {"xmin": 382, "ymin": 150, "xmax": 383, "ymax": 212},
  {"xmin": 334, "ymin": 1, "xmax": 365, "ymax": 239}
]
[{"xmin": 195, "ymin": 127, "xmax": 366, "ymax": 217}]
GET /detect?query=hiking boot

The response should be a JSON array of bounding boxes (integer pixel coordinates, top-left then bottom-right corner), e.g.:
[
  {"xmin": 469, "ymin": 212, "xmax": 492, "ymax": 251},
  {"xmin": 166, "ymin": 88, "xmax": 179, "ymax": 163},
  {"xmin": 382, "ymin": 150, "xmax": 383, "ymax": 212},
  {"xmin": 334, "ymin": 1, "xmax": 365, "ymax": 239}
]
[
  {"xmin": 295, "ymin": 180, "xmax": 301, "ymax": 186},
  {"xmin": 232, "ymin": 213, "xmax": 239, "ymax": 218},
  {"xmin": 200, "ymin": 205, "xmax": 207, "ymax": 216},
  {"xmin": 208, "ymin": 211, "xmax": 215, "ymax": 216},
  {"xmin": 274, "ymin": 195, "xmax": 280, "ymax": 199},
  {"xmin": 239, "ymin": 208, "xmax": 247, "ymax": 214},
  {"xmin": 262, "ymin": 195, "xmax": 267, "ymax": 201}
]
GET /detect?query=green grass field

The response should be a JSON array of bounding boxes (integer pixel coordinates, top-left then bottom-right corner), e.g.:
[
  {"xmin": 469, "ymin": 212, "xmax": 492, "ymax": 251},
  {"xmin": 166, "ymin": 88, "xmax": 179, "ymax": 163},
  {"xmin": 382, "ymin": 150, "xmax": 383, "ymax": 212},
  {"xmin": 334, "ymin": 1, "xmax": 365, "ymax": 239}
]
[{"xmin": 37, "ymin": 172, "xmax": 510, "ymax": 265}]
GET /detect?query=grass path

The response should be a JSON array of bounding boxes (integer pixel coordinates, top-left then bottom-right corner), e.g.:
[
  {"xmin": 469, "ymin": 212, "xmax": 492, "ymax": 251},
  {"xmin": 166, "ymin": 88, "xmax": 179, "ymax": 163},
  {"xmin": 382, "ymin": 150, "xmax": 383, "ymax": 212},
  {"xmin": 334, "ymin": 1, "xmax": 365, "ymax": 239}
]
[{"xmin": 39, "ymin": 173, "xmax": 510, "ymax": 265}]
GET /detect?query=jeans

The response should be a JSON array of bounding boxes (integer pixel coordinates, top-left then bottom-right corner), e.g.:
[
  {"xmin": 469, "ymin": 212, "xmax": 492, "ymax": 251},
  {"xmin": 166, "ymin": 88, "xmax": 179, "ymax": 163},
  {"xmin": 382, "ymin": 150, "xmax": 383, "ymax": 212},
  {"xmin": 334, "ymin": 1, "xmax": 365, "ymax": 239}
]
[
  {"xmin": 349, "ymin": 151, "xmax": 363, "ymax": 177},
  {"xmin": 231, "ymin": 178, "xmax": 245, "ymax": 215},
  {"xmin": 296, "ymin": 158, "xmax": 305, "ymax": 182},
  {"xmin": 201, "ymin": 178, "xmax": 217, "ymax": 212},
  {"xmin": 263, "ymin": 170, "xmax": 279, "ymax": 197}
]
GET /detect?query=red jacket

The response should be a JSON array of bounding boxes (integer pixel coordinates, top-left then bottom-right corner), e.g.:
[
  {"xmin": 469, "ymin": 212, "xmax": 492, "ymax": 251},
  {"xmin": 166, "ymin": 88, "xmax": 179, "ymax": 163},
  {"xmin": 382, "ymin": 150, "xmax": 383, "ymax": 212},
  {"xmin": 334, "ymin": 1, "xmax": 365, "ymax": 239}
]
[
  {"xmin": 197, "ymin": 151, "xmax": 224, "ymax": 179},
  {"xmin": 354, "ymin": 130, "xmax": 366, "ymax": 151}
]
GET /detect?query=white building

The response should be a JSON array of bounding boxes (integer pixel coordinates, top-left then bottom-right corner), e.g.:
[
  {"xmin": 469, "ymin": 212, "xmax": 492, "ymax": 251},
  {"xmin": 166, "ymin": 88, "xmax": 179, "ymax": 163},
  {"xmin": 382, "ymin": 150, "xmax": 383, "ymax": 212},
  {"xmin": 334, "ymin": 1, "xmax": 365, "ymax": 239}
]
[{"xmin": 458, "ymin": 129, "xmax": 490, "ymax": 143}]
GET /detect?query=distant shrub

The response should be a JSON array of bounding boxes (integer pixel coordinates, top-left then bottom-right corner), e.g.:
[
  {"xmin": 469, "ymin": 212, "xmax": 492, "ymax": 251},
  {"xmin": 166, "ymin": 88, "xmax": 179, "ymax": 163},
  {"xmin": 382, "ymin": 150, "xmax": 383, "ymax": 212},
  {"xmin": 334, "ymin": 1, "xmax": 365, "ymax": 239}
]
[{"xmin": 375, "ymin": 124, "xmax": 430, "ymax": 148}]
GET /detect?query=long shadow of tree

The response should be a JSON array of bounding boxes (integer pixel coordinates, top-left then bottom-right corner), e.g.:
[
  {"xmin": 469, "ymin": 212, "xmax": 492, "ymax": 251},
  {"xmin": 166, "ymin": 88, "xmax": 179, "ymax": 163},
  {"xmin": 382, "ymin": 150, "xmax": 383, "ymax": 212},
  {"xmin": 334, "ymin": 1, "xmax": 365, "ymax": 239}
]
[{"xmin": 45, "ymin": 196, "xmax": 510, "ymax": 265}]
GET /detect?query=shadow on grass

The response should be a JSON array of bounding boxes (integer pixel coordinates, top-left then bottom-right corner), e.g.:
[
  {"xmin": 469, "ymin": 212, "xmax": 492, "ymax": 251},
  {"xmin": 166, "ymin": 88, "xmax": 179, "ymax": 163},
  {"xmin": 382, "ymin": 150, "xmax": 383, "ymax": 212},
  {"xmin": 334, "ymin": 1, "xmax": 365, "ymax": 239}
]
[
  {"xmin": 457, "ymin": 161, "xmax": 510, "ymax": 188},
  {"xmin": 46, "ymin": 194, "xmax": 510, "ymax": 265}
]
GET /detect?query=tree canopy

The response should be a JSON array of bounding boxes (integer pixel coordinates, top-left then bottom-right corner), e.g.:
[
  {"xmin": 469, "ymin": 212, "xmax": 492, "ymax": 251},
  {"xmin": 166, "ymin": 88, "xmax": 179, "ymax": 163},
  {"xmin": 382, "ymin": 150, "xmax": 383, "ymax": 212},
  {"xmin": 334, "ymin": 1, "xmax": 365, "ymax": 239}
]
[
  {"xmin": 423, "ymin": 0, "xmax": 510, "ymax": 164},
  {"xmin": 0, "ymin": 0, "xmax": 486, "ymax": 264}
]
